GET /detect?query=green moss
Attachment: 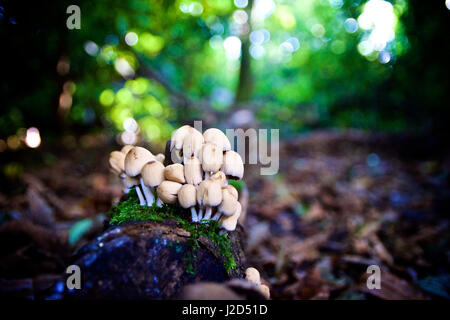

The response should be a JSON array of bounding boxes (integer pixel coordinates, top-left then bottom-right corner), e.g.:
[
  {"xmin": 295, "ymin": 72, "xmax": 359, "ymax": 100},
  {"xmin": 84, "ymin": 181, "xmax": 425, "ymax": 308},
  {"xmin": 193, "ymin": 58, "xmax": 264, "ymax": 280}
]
[
  {"xmin": 228, "ymin": 179, "xmax": 245, "ymax": 192},
  {"xmin": 107, "ymin": 189, "xmax": 236, "ymax": 274}
]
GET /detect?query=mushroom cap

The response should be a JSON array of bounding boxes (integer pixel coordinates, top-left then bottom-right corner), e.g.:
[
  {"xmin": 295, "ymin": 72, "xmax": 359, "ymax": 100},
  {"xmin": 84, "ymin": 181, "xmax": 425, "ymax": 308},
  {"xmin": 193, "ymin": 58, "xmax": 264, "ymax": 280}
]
[
  {"xmin": 124, "ymin": 146, "xmax": 154, "ymax": 177},
  {"xmin": 219, "ymin": 201, "xmax": 241, "ymax": 231},
  {"xmin": 222, "ymin": 150, "xmax": 244, "ymax": 179},
  {"xmin": 184, "ymin": 157, "xmax": 203, "ymax": 185},
  {"xmin": 196, "ymin": 180, "xmax": 222, "ymax": 206},
  {"xmin": 178, "ymin": 184, "xmax": 197, "ymax": 208},
  {"xmin": 121, "ymin": 145, "xmax": 134, "ymax": 155},
  {"xmin": 164, "ymin": 163, "xmax": 186, "ymax": 183},
  {"xmin": 200, "ymin": 142, "xmax": 223, "ymax": 173},
  {"xmin": 218, "ymin": 187, "xmax": 238, "ymax": 216},
  {"xmin": 222, "ymin": 185, "xmax": 238, "ymax": 199},
  {"xmin": 259, "ymin": 284, "xmax": 270, "ymax": 300},
  {"xmin": 122, "ymin": 175, "xmax": 140, "ymax": 189},
  {"xmin": 203, "ymin": 128, "xmax": 231, "ymax": 151},
  {"xmin": 170, "ymin": 148, "xmax": 183, "ymax": 164},
  {"xmin": 170, "ymin": 125, "xmax": 198, "ymax": 151},
  {"xmin": 203, "ymin": 180, "xmax": 222, "ymax": 207},
  {"xmin": 245, "ymin": 267, "xmax": 261, "ymax": 286},
  {"xmin": 141, "ymin": 160, "xmax": 165, "ymax": 187},
  {"xmin": 210, "ymin": 171, "xmax": 227, "ymax": 187},
  {"xmin": 155, "ymin": 153, "xmax": 165, "ymax": 163},
  {"xmin": 196, "ymin": 180, "xmax": 210, "ymax": 206},
  {"xmin": 182, "ymin": 130, "xmax": 204, "ymax": 160},
  {"xmin": 157, "ymin": 181, "xmax": 182, "ymax": 204},
  {"xmin": 109, "ymin": 151, "xmax": 125, "ymax": 175}
]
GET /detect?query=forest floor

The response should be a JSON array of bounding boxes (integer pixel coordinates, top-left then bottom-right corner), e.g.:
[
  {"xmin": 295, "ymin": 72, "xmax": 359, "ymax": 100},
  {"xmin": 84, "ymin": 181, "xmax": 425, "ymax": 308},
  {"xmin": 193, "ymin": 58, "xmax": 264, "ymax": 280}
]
[{"xmin": 0, "ymin": 130, "xmax": 448, "ymax": 299}]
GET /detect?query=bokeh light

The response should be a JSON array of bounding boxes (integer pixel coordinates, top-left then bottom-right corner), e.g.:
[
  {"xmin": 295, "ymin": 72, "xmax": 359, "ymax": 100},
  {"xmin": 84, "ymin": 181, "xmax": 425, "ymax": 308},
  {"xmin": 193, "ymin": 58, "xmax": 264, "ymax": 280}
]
[
  {"xmin": 25, "ymin": 127, "xmax": 41, "ymax": 148},
  {"xmin": 224, "ymin": 36, "xmax": 242, "ymax": 60},
  {"xmin": 344, "ymin": 18, "xmax": 358, "ymax": 33},
  {"xmin": 125, "ymin": 32, "xmax": 138, "ymax": 46}
]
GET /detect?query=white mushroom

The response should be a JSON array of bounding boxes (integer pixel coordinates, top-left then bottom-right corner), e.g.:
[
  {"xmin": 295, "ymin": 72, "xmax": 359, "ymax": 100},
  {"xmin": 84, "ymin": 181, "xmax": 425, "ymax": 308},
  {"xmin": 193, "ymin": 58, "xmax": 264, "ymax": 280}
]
[
  {"xmin": 197, "ymin": 180, "xmax": 222, "ymax": 221},
  {"xmin": 155, "ymin": 153, "xmax": 165, "ymax": 163},
  {"xmin": 184, "ymin": 157, "xmax": 203, "ymax": 186},
  {"xmin": 141, "ymin": 160, "xmax": 165, "ymax": 206},
  {"xmin": 200, "ymin": 142, "xmax": 223, "ymax": 178},
  {"xmin": 178, "ymin": 184, "xmax": 198, "ymax": 222},
  {"xmin": 164, "ymin": 163, "xmax": 186, "ymax": 184},
  {"xmin": 203, "ymin": 128, "xmax": 231, "ymax": 151},
  {"xmin": 157, "ymin": 181, "xmax": 183, "ymax": 204},
  {"xmin": 212, "ymin": 186, "xmax": 238, "ymax": 221},
  {"xmin": 222, "ymin": 150, "xmax": 244, "ymax": 180},
  {"xmin": 209, "ymin": 171, "xmax": 227, "ymax": 187},
  {"xmin": 170, "ymin": 125, "xmax": 193, "ymax": 151},
  {"xmin": 124, "ymin": 146, "xmax": 155, "ymax": 206},
  {"xmin": 245, "ymin": 267, "xmax": 261, "ymax": 286},
  {"xmin": 259, "ymin": 284, "xmax": 270, "ymax": 300},
  {"xmin": 182, "ymin": 130, "xmax": 204, "ymax": 163},
  {"xmin": 219, "ymin": 201, "xmax": 241, "ymax": 231},
  {"xmin": 121, "ymin": 145, "xmax": 134, "ymax": 155}
]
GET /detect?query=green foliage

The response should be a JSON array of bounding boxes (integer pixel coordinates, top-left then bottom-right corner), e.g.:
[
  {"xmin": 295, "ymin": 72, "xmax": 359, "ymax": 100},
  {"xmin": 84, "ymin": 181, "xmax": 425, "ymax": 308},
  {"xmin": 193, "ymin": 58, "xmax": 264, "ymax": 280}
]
[
  {"xmin": 107, "ymin": 189, "xmax": 236, "ymax": 274},
  {"xmin": 228, "ymin": 179, "xmax": 245, "ymax": 192},
  {"xmin": 1, "ymin": 0, "xmax": 448, "ymax": 143}
]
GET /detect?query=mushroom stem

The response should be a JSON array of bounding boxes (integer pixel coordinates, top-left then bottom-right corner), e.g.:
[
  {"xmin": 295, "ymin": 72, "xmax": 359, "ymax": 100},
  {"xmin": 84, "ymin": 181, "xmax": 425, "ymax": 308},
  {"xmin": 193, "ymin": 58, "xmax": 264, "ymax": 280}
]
[
  {"xmin": 135, "ymin": 186, "xmax": 146, "ymax": 206},
  {"xmin": 197, "ymin": 207, "xmax": 204, "ymax": 221},
  {"xmin": 140, "ymin": 177, "xmax": 154, "ymax": 206},
  {"xmin": 211, "ymin": 212, "xmax": 222, "ymax": 221},
  {"xmin": 156, "ymin": 197, "xmax": 163, "ymax": 207},
  {"xmin": 190, "ymin": 207, "xmax": 198, "ymax": 222},
  {"xmin": 204, "ymin": 206, "xmax": 213, "ymax": 220}
]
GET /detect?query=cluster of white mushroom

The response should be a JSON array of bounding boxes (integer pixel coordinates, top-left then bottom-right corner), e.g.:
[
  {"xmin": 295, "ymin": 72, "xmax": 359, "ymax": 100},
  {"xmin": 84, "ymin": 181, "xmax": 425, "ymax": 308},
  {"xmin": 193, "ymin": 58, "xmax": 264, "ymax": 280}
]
[
  {"xmin": 245, "ymin": 267, "xmax": 270, "ymax": 300},
  {"xmin": 109, "ymin": 125, "xmax": 244, "ymax": 232}
]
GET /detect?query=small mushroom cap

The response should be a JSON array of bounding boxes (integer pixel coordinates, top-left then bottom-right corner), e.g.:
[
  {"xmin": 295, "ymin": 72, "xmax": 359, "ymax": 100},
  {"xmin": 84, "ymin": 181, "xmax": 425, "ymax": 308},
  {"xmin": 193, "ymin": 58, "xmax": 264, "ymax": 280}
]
[
  {"xmin": 203, "ymin": 128, "xmax": 231, "ymax": 151},
  {"xmin": 222, "ymin": 185, "xmax": 238, "ymax": 199},
  {"xmin": 170, "ymin": 148, "xmax": 183, "ymax": 164},
  {"xmin": 121, "ymin": 145, "xmax": 134, "ymax": 155},
  {"xmin": 184, "ymin": 157, "xmax": 203, "ymax": 185},
  {"xmin": 196, "ymin": 180, "xmax": 210, "ymax": 206},
  {"xmin": 203, "ymin": 180, "xmax": 222, "ymax": 207},
  {"xmin": 245, "ymin": 267, "xmax": 261, "ymax": 286},
  {"xmin": 218, "ymin": 188, "xmax": 238, "ymax": 216},
  {"xmin": 182, "ymin": 130, "xmax": 204, "ymax": 160},
  {"xmin": 200, "ymin": 142, "xmax": 223, "ymax": 173},
  {"xmin": 122, "ymin": 175, "xmax": 140, "ymax": 189},
  {"xmin": 170, "ymin": 125, "xmax": 196, "ymax": 151},
  {"xmin": 124, "ymin": 146, "xmax": 154, "ymax": 177},
  {"xmin": 219, "ymin": 201, "xmax": 241, "ymax": 231},
  {"xmin": 157, "ymin": 181, "xmax": 182, "ymax": 204},
  {"xmin": 109, "ymin": 151, "xmax": 125, "ymax": 175},
  {"xmin": 210, "ymin": 171, "xmax": 227, "ymax": 187},
  {"xmin": 141, "ymin": 161, "xmax": 165, "ymax": 187},
  {"xmin": 259, "ymin": 284, "xmax": 270, "ymax": 299},
  {"xmin": 164, "ymin": 163, "xmax": 186, "ymax": 183},
  {"xmin": 222, "ymin": 150, "xmax": 244, "ymax": 179},
  {"xmin": 155, "ymin": 153, "xmax": 165, "ymax": 163},
  {"xmin": 178, "ymin": 184, "xmax": 197, "ymax": 208}
]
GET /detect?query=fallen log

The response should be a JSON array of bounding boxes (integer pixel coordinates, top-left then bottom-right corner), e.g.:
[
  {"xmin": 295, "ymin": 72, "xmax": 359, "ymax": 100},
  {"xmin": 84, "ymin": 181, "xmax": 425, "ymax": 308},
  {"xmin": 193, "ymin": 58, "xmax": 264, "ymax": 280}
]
[{"xmin": 65, "ymin": 192, "xmax": 247, "ymax": 299}]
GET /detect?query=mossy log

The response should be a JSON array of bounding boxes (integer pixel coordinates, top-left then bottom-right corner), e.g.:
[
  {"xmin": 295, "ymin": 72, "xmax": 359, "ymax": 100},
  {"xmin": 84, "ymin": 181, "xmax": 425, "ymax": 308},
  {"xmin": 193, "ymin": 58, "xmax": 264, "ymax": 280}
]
[{"xmin": 65, "ymin": 209, "xmax": 247, "ymax": 299}]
